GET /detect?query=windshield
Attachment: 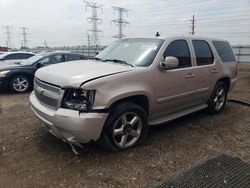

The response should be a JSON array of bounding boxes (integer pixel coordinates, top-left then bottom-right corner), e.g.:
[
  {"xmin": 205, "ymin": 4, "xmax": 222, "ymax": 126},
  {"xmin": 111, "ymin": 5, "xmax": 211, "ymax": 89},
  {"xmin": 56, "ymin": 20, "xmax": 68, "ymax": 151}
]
[
  {"xmin": 0, "ymin": 53, "xmax": 7, "ymax": 59},
  {"xmin": 20, "ymin": 55, "xmax": 43, "ymax": 65},
  {"xmin": 95, "ymin": 38, "xmax": 164, "ymax": 67}
]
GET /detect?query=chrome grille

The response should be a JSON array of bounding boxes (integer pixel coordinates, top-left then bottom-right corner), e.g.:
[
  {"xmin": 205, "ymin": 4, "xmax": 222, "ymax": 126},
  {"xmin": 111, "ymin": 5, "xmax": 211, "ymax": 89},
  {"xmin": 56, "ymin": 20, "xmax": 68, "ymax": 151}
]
[
  {"xmin": 34, "ymin": 78, "xmax": 60, "ymax": 94},
  {"xmin": 34, "ymin": 78, "xmax": 63, "ymax": 109}
]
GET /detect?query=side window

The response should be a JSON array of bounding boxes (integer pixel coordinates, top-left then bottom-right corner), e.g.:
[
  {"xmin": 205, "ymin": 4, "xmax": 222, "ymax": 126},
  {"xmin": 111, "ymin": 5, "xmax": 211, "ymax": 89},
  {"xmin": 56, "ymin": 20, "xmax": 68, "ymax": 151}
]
[
  {"xmin": 38, "ymin": 55, "xmax": 63, "ymax": 65},
  {"xmin": 4, "ymin": 54, "xmax": 19, "ymax": 60},
  {"xmin": 65, "ymin": 54, "xmax": 82, "ymax": 62},
  {"xmin": 19, "ymin": 53, "xmax": 34, "ymax": 59},
  {"xmin": 164, "ymin": 40, "xmax": 192, "ymax": 68},
  {"xmin": 212, "ymin": 41, "xmax": 236, "ymax": 62},
  {"xmin": 192, "ymin": 40, "xmax": 214, "ymax": 66}
]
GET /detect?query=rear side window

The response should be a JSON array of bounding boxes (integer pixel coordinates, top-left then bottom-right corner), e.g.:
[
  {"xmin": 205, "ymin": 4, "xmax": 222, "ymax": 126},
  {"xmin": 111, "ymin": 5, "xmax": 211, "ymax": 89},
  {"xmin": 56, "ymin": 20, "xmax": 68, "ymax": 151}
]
[
  {"xmin": 65, "ymin": 54, "xmax": 84, "ymax": 62},
  {"xmin": 18, "ymin": 53, "xmax": 34, "ymax": 59},
  {"xmin": 212, "ymin": 41, "xmax": 236, "ymax": 62},
  {"xmin": 192, "ymin": 40, "xmax": 214, "ymax": 66},
  {"xmin": 164, "ymin": 40, "xmax": 191, "ymax": 68},
  {"xmin": 4, "ymin": 54, "xmax": 19, "ymax": 60}
]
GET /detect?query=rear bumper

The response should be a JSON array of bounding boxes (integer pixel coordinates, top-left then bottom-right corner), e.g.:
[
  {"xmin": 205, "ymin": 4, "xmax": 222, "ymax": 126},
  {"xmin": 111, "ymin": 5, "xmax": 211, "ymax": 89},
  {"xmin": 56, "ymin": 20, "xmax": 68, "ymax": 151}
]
[{"xmin": 30, "ymin": 91, "xmax": 108, "ymax": 144}]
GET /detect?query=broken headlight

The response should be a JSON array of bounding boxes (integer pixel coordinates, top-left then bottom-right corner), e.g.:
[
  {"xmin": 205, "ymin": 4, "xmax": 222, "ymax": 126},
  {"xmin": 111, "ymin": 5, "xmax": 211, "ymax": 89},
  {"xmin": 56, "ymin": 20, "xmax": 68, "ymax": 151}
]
[{"xmin": 62, "ymin": 89, "xmax": 95, "ymax": 112}]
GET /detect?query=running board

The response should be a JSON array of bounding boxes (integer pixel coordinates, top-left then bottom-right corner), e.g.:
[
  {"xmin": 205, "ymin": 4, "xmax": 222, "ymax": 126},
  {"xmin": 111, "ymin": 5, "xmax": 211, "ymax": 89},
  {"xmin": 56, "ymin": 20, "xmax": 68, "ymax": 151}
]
[{"xmin": 149, "ymin": 104, "xmax": 208, "ymax": 126}]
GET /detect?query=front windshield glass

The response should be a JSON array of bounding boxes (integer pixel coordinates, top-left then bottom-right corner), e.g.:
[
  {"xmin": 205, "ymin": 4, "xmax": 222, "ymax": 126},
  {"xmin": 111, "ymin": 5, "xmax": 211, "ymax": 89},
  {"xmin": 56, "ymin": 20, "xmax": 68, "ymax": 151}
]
[
  {"xmin": 20, "ymin": 55, "xmax": 43, "ymax": 65},
  {"xmin": 0, "ymin": 53, "xmax": 7, "ymax": 59},
  {"xmin": 95, "ymin": 38, "xmax": 164, "ymax": 67}
]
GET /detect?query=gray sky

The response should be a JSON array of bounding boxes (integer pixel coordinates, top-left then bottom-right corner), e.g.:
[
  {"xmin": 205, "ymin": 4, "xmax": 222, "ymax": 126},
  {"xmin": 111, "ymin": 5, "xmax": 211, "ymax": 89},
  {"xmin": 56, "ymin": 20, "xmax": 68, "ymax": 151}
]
[{"xmin": 0, "ymin": 0, "xmax": 249, "ymax": 48}]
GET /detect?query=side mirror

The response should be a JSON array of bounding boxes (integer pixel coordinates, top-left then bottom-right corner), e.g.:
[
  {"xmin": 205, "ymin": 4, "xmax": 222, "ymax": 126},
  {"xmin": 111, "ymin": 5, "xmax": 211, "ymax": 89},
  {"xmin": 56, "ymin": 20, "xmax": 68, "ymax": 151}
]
[
  {"xmin": 35, "ymin": 62, "xmax": 43, "ymax": 68},
  {"xmin": 160, "ymin": 56, "xmax": 179, "ymax": 70}
]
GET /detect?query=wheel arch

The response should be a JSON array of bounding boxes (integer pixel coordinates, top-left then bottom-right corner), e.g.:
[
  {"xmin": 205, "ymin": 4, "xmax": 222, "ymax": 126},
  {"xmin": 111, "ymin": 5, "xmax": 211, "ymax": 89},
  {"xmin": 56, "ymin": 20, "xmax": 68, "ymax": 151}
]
[
  {"xmin": 108, "ymin": 95, "xmax": 150, "ymax": 115},
  {"xmin": 216, "ymin": 77, "xmax": 230, "ymax": 91}
]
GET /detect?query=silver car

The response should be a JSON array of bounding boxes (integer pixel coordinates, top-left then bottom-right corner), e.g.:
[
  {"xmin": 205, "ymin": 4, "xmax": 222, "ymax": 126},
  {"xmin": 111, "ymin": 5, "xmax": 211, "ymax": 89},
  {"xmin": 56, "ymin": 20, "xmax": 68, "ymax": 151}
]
[
  {"xmin": 30, "ymin": 37, "xmax": 237, "ymax": 152},
  {"xmin": 0, "ymin": 52, "xmax": 34, "ymax": 64}
]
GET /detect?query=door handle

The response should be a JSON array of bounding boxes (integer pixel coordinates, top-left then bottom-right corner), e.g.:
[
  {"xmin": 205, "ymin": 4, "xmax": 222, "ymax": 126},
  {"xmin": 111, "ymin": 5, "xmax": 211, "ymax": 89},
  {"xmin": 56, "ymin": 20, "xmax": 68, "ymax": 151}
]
[
  {"xmin": 211, "ymin": 68, "xmax": 218, "ymax": 73},
  {"xmin": 186, "ymin": 73, "xmax": 195, "ymax": 79}
]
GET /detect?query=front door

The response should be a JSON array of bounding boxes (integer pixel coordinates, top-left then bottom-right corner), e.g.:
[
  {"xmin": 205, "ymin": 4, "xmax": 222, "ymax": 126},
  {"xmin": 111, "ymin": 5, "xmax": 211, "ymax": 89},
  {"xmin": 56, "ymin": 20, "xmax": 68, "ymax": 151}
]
[{"xmin": 153, "ymin": 39, "xmax": 200, "ymax": 119}]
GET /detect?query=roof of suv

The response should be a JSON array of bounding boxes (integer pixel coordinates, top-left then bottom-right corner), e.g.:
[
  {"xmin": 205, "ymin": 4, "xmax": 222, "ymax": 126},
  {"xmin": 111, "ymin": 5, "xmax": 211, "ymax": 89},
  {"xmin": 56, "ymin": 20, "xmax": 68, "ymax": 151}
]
[{"xmin": 123, "ymin": 36, "xmax": 228, "ymax": 43}]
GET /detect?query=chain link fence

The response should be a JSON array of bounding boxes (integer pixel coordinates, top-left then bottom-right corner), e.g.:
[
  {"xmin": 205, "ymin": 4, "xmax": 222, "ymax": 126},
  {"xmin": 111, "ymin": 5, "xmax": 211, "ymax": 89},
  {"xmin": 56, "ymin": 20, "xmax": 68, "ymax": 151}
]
[{"xmin": 232, "ymin": 45, "xmax": 250, "ymax": 64}]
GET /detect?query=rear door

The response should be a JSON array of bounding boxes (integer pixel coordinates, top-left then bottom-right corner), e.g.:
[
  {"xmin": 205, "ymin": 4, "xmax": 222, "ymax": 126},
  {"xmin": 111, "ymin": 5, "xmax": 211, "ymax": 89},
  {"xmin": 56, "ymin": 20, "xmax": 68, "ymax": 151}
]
[{"xmin": 190, "ymin": 39, "xmax": 218, "ymax": 102}]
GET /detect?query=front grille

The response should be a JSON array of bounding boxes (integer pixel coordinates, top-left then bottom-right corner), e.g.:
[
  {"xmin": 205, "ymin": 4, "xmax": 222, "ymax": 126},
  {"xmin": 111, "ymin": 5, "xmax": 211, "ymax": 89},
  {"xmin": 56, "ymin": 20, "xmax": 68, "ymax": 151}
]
[
  {"xmin": 34, "ymin": 78, "xmax": 61, "ymax": 94},
  {"xmin": 34, "ymin": 78, "xmax": 63, "ymax": 109},
  {"xmin": 35, "ymin": 90, "xmax": 59, "ymax": 108}
]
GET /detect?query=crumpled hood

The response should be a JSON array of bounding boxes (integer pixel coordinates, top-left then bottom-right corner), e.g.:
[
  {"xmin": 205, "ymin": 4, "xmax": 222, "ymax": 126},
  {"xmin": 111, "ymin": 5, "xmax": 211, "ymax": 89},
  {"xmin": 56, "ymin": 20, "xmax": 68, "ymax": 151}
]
[{"xmin": 35, "ymin": 60, "xmax": 135, "ymax": 88}]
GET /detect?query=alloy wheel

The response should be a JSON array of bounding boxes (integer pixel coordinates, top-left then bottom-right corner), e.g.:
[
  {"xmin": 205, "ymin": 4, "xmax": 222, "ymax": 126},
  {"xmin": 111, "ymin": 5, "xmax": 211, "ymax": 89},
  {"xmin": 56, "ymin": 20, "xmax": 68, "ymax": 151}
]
[
  {"xmin": 214, "ymin": 87, "xmax": 226, "ymax": 111},
  {"xmin": 112, "ymin": 112, "xmax": 142, "ymax": 149},
  {"xmin": 12, "ymin": 77, "xmax": 29, "ymax": 92}
]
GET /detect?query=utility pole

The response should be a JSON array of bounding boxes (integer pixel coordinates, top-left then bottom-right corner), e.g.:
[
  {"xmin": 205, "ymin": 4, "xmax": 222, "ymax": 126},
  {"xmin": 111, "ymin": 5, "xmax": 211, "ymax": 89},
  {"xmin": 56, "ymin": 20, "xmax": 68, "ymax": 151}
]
[
  {"xmin": 87, "ymin": 34, "xmax": 91, "ymax": 57},
  {"xmin": 20, "ymin": 27, "xmax": 29, "ymax": 48},
  {"xmin": 44, "ymin": 40, "xmax": 48, "ymax": 49},
  {"xmin": 4, "ymin": 26, "xmax": 12, "ymax": 49},
  {"xmin": 190, "ymin": 14, "xmax": 196, "ymax": 36},
  {"xmin": 112, "ymin": 6, "xmax": 129, "ymax": 38},
  {"xmin": 83, "ymin": 1, "xmax": 103, "ymax": 47}
]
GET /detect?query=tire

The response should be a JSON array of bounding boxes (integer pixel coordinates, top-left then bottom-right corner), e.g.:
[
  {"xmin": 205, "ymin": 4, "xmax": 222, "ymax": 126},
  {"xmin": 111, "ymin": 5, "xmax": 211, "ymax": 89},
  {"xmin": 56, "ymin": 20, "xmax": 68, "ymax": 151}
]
[
  {"xmin": 98, "ymin": 102, "xmax": 149, "ymax": 152},
  {"xmin": 10, "ymin": 75, "xmax": 31, "ymax": 93},
  {"xmin": 207, "ymin": 82, "xmax": 228, "ymax": 114}
]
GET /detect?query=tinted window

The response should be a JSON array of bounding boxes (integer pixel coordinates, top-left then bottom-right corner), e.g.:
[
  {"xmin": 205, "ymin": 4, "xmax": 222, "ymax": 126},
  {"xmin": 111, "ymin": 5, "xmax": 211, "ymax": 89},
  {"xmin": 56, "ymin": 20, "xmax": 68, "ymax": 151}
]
[
  {"xmin": 19, "ymin": 53, "xmax": 34, "ymax": 59},
  {"xmin": 65, "ymin": 54, "xmax": 84, "ymax": 62},
  {"xmin": 164, "ymin": 40, "xmax": 191, "ymax": 68},
  {"xmin": 38, "ymin": 55, "xmax": 63, "ymax": 65},
  {"xmin": 192, "ymin": 40, "xmax": 214, "ymax": 66},
  {"xmin": 212, "ymin": 41, "xmax": 236, "ymax": 62},
  {"xmin": 4, "ymin": 54, "xmax": 19, "ymax": 60}
]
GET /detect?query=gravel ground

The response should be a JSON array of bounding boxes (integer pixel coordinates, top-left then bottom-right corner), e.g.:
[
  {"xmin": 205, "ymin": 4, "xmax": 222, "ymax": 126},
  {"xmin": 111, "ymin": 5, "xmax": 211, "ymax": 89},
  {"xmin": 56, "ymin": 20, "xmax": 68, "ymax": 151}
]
[{"xmin": 0, "ymin": 64, "xmax": 249, "ymax": 188}]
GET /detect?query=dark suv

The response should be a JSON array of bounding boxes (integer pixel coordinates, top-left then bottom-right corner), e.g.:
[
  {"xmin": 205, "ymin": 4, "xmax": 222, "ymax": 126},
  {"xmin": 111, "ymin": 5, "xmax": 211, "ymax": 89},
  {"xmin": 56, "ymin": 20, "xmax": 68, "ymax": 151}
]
[{"xmin": 0, "ymin": 51, "xmax": 87, "ymax": 93}]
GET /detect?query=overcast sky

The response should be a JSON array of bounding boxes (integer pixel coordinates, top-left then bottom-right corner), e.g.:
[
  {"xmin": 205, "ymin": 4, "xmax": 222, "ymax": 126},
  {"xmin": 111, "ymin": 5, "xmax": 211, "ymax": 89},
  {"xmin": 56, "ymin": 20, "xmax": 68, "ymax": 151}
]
[{"xmin": 0, "ymin": 0, "xmax": 249, "ymax": 48}]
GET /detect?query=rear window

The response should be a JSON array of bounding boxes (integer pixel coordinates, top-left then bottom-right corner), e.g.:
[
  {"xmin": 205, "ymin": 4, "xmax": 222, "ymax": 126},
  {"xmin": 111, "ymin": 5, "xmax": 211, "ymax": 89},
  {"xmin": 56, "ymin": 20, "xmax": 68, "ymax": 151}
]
[{"xmin": 212, "ymin": 41, "xmax": 236, "ymax": 62}]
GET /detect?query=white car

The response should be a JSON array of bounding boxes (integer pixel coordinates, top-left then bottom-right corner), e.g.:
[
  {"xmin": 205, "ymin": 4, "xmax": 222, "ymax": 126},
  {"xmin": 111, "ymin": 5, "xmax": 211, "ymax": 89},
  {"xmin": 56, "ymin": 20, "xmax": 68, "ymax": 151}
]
[{"xmin": 0, "ymin": 52, "xmax": 34, "ymax": 64}]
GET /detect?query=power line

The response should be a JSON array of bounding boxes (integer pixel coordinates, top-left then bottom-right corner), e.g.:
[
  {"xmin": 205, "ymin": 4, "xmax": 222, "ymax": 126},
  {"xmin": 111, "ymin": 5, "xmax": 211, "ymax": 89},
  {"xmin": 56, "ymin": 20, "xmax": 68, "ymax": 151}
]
[
  {"xmin": 20, "ymin": 27, "xmax": 29, "ymax": 48},
  {"xmin": 190, "ymin": 14, "xmax": 196, "ymax": 35},
  {"xmin": 4, "ymin": 26, "xmax": 13, "ymax": 48},
  {"xmin": 112, "ymin": 6, "xmax": 129, "ymax": 39},
  {"xmin": 83, "ymin": 1, "xmax": 103, "ymax": 46}
]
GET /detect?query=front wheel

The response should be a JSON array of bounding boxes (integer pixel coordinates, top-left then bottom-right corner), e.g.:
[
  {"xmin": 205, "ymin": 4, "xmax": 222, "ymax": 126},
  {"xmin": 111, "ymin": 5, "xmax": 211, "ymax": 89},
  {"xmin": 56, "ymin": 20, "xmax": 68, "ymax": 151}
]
[
  {"xmin": 207, "ymin": 82, "xmax": 228, "ymax": 114},
  {"xmin": 10, "ymin": 75, "xmax": 31, "ymax": 93},
  {"xmin": 98, "ymin": 102, "xmax": 149, "ymax": 151}
]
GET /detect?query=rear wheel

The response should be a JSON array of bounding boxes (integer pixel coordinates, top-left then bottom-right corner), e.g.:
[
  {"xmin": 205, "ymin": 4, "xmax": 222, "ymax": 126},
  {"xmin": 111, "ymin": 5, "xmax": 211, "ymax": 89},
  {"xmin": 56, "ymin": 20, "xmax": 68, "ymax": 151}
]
[
  {"xmin": 207, "ymin": 82, "xmax": 228, "ymax": 114},
  {"xmin": 10, "ymin": 75, "xmax": 31, "ymax": 93},
  {"xmin": 98, "ymin": 102, "xmax": 149, "ymax": 151}
]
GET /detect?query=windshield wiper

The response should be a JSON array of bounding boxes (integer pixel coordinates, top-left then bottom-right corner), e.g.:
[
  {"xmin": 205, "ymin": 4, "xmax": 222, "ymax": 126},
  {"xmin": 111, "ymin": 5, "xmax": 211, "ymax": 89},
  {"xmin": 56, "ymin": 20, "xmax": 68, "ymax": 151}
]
[
  {"xmin": 93, "ymin": 57, "xmax": 104, "ymax": 61},
  {"xmin": 103, "ymin": 59, "xmax": 135, "ymax": 67}
]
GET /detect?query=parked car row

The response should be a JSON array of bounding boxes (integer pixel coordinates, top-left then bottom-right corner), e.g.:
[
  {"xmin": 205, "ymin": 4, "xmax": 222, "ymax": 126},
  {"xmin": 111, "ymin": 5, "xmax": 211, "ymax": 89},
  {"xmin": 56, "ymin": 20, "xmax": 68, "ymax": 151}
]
[
  {"xmin": 0, "ymin": 51, "xmax": 87, "ymax": 93},
  {"xmin": 27, "ymin": 37, "xmax": 237, "ymax": 153}
]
